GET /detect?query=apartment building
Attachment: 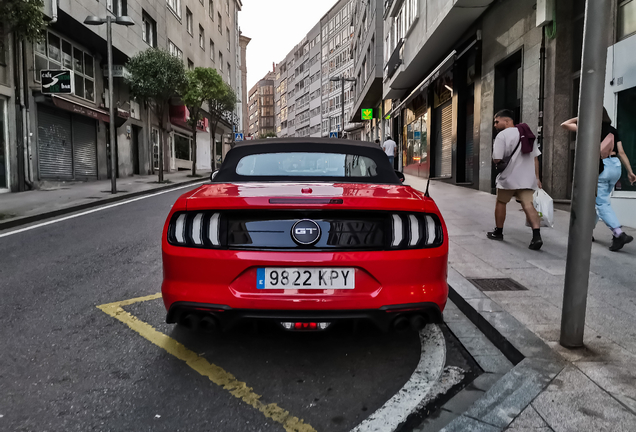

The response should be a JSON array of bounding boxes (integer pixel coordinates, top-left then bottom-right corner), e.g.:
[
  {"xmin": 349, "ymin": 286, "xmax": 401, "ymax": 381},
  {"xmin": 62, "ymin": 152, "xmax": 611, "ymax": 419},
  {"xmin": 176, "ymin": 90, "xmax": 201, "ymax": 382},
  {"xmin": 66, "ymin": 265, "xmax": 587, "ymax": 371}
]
[
  {"xmin": 248, "ymin": 71, "xmax": 275, "ymax": 138},
  {"xmin": 0, "ymin": 0, "xmax": 242, "ymax": 192},
  {"xmin": 274, "ymin": 0, "xmax": 356, "ymax": 139},
  {"xmin": 349, "ymin": 0, "xmax": 384, "ymax": 142}
]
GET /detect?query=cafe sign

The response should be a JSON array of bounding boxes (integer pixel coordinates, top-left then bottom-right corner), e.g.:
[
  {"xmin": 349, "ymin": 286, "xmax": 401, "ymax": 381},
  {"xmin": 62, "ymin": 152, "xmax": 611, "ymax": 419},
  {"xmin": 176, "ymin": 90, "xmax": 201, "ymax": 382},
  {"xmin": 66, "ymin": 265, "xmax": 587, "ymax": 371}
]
[{"xmin": 41, "ymin": 70, "xmax": 74, "ymax": 94}]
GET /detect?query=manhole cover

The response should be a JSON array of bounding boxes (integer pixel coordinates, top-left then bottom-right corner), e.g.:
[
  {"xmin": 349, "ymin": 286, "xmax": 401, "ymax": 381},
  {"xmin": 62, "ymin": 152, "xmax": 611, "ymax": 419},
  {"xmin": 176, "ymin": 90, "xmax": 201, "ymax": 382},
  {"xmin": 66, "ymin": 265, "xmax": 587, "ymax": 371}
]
[{"xmin": 468, "ymin": 278, "xmax": 528, "ymax": 292}]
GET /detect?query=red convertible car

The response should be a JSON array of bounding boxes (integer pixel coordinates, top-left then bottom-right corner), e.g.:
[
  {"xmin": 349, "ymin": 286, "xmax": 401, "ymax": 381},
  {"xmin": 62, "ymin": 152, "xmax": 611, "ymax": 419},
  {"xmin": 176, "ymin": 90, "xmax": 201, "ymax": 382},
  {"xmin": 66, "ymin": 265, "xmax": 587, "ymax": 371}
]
[{"xmin": 162, "ymin": 138, "xmax": 448, "ymax": 332}]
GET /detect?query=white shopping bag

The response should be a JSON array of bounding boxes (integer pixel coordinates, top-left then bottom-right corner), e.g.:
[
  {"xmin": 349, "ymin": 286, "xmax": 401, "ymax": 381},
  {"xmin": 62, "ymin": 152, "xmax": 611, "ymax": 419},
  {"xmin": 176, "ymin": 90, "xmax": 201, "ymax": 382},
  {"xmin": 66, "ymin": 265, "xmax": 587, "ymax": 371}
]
[{"xmin": 533, "ymin": 189, "xmax": 554, "ymax": 228}]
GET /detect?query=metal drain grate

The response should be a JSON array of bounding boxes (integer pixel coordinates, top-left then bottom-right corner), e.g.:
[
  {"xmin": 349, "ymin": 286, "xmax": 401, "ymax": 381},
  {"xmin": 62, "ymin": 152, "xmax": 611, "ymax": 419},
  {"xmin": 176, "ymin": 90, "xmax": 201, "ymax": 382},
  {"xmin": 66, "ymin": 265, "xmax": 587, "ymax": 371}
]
[{"xmin": 468, "ymin": 278, "xmax": 528, "ymax": 292}]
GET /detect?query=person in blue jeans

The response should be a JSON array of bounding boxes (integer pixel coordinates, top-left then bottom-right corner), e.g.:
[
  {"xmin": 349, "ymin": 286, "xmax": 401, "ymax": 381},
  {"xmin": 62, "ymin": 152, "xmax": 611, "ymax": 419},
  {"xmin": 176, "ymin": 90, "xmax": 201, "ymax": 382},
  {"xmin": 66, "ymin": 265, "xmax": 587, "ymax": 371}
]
[{"xmin": 562, "ymin": 109, "xmax": 636, "ymax": 251}]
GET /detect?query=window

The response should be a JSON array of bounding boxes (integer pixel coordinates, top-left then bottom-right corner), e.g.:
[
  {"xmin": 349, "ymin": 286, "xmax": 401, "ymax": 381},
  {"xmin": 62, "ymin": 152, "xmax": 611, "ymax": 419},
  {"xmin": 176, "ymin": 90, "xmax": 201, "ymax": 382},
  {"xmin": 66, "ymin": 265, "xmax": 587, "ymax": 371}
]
[
  {"xmin": 186, "ymin": 8, "xmax": 193, "ymax": 34},
  {"xmin": 188, "ymin": 58, "xmax": 194, "ymax": 70},
  {"xmin": 218, "ymin": 13, "xmax": 223, "ymax": 33},
  {"xmin": 169, "ymin": 40, "xmax": 183, "ymax": 59},
  {"xmin": 226, "ymin": 27, "xmax": 230, "ymax": 50},
  {"xmin": 199, "ymin": 25, "xmax": 205, "ymax": 49},
  {"xmin": 227, "ymin": 63, "xmax": 231, "ymax": 83},
  {"xmin": 235, "ymin": 153, "xmax": 379, "ymax": 178},
  {"xmin": 619, "ymin": 0, "xmax": 636, "ymax": 40},
  {"xmin": 167, "ymin": 0, "xmax": 181, "ymax": 18},
  {"xmin": 142, "ymin": 12, "xmax": 157, "ymax": 47},
  {"xmin": 209, "ymin": 0, "xmax": 214, "ymax": 18},
  {"xmin": 226, "ymin": 0, "xmax": 229, "ymax": 14},
  {"xmin": 33, "ymin": 31, "xmax": 95, "ymax": 102},
  {"xmin": 0, "ymin": 23, "xmax": 6, "ymax": 65},
  {"xmin": 107, "ymin": 0, "xmax": 127, "ymax": 16},
  {"xmin": 219, "ymin": 52, "xmax": 224, "ymax": 71},
  {"xmin": 210, "ymin": 40, "xmax": 215, "ymax": 61}
]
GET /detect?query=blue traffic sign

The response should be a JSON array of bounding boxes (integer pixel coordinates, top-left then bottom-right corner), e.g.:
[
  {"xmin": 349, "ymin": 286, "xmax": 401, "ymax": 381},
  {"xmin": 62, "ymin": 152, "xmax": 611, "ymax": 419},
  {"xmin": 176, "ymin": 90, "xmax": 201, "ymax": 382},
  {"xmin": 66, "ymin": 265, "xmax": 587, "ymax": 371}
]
[
  {"xmin": 235, "ymin": 133, "xmax": 244, "ymax": 141},
  {"xmin": 329, "ymin": 132, "xmax": 338, "ymax": 138}
]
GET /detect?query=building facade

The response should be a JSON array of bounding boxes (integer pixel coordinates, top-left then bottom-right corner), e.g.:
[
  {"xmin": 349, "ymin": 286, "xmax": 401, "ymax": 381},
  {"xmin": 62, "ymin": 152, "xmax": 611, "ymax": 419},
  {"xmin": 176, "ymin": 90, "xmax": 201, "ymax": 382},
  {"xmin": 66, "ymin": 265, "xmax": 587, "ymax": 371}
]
[
  {"xmin": 0, "ymin": 0, "xmax": 242, "ymax": 193},
  {"xmin": 273, "ymin": 0, "xmax": 357, "ymax": 139},
  {"xmin": 248, "ymin": 71, "xmax": 275, "ymax": 138}
]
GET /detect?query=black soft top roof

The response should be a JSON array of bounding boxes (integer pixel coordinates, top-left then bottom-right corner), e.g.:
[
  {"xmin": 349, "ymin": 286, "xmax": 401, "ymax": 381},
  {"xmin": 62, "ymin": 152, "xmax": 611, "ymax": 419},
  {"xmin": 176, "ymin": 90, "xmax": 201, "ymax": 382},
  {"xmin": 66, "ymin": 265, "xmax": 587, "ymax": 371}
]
[{"xmin": 214, "ymin": 138, "xmax": 400, "ymax": 184}]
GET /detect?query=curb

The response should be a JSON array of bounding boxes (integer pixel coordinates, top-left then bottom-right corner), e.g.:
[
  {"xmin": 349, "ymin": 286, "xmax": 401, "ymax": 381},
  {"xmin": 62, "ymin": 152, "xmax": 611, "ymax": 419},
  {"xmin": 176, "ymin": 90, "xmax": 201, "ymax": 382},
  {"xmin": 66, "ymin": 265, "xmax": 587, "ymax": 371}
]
[
  {"xmin": 0, "ymin": 178, "xmax": 206, "ymax": 232},
  {"xmin": 421, "ymin": 269, "xmax": 566, "ymax": 432}
]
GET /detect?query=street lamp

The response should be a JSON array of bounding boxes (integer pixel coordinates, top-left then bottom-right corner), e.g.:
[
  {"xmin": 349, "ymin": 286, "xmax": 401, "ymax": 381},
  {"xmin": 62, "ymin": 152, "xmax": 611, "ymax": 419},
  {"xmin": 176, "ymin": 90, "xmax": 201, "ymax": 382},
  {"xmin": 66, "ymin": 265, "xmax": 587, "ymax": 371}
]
[
  {"xmin": 330, "ymin": 76, "xmax": 356, "ymax": 138},
  {"xmin": 84, "ymin": 15, "xmax": 134, "ymax": 194}
]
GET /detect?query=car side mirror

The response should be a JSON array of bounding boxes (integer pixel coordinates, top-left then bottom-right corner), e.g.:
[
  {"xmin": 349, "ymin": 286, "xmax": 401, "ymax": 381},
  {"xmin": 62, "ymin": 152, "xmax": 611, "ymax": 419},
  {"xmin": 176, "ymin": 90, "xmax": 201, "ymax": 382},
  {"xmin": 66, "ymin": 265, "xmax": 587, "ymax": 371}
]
[
  {"xmin": 210, "ymin": 170, "xmax": 219, "ymax": 181},
  {"xmin": 395, "ymin": 171, "xmax": 405, "ymax": 183}
]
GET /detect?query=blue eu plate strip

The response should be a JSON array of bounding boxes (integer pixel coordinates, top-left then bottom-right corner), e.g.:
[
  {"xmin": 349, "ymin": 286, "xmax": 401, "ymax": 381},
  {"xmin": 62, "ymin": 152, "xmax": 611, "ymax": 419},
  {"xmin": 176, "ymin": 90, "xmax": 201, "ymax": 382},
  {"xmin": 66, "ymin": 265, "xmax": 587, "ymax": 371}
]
[{"xmin": 257, "ymin": 268, "xmax": 265, "ymax": 289}]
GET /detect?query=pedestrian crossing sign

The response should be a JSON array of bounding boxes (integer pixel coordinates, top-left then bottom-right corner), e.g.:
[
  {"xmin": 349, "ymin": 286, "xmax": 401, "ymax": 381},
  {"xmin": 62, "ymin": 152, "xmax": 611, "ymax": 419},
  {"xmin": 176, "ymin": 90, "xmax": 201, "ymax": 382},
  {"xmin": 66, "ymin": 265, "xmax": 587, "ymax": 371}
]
[
  {"xmin": 235, "ymin": 133, "xmax": 244, "ymax": 141},
  {"xmin": 329, "ymin": 132, "xmax": 339, "ymax": 138}
]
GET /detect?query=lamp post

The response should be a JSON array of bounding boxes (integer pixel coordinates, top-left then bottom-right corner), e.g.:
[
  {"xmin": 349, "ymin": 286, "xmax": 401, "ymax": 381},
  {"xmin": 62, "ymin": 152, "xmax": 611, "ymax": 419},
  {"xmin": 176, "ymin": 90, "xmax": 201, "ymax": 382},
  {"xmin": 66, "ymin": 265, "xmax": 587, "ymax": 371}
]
[
  {"xmin": 84, "ymin": 15, "xmax": 134, "ymax": 194},
  {"xmin": 330, "ymin": 76, "xmax": 356, "ymax": 138}
]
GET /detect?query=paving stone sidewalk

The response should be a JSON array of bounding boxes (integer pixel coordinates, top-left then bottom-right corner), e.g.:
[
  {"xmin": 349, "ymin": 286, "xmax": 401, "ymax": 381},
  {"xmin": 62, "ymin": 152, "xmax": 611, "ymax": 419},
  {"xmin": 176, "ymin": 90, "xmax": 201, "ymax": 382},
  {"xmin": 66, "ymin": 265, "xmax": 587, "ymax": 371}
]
[
  {"xmin": 0, "ymin": 171, "xmax": 209, "ymax": 227},
  {"xmin": 406, "ymin": 175, "xmax": 636, "ymax": 432}
]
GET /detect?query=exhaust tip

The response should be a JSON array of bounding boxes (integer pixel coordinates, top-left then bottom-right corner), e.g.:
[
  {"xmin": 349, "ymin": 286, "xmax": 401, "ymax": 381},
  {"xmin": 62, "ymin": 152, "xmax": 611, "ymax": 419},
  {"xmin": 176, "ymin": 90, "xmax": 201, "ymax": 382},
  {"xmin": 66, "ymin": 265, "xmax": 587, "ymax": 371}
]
[
  {"xmin": 179, "ymin": 313, "xmax": 201, "ymax": 330},
  {"xmin": 409, "ymin": 315, "xmax": 427, "ymax": 331},
  {"xmin": 392, "ymin": 316, "xmax": 410, "ymax": 332},
  {"xmin": 199, "ymin": 315, "xmax": 219, "ymax": 333}
]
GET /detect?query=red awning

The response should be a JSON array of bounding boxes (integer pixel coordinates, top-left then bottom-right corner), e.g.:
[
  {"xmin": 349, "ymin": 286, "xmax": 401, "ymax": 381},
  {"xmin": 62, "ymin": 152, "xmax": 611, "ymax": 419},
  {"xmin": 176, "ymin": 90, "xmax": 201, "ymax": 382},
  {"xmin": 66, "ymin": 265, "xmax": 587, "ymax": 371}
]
[
  {"xmin": 170, "ymin": 104, "xmax": 208, "ymax": 132},
  {"xmin": 52, "ymin": 95, "xmax": 111, "ymax": 123}
]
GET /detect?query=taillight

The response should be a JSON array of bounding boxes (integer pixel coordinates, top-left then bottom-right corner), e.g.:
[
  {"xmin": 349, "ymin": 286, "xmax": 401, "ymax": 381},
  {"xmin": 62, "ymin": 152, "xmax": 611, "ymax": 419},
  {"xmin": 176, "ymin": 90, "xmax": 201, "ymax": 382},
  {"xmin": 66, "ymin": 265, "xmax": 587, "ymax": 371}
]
[
  {"xmin": 391, "ymin": 213, "xmax": 443, "ymax": 249},
  {"xmin": 168, "ymin": 212, "xmax": 223, "ymax": 248}
]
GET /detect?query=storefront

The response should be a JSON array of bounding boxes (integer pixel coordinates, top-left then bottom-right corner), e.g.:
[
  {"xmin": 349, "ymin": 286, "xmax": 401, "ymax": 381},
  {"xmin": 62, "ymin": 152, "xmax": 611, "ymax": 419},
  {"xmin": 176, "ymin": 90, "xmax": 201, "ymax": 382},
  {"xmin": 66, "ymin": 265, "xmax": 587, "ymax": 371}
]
[
  {"xmin": 402, "ymin": 96, "xmax": 428, "ymax": 178},
  {"xmin": 605, "ymin": 33, "xmax": 636, "ymax": 228},
  {"xmin": 169, "ymin": 104, "xmax": 211, "ymax": 172},
  {"xmin": 35, "ymin": 96, "xmax": 104, "ymax": 181}
]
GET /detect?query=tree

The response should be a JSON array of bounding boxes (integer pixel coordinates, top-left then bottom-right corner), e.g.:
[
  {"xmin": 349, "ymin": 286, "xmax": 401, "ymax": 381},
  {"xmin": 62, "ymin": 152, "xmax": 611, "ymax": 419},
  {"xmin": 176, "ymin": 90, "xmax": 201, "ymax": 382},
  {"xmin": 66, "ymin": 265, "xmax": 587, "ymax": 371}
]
[
  {"xmin": 208, "ymin": 82, "xmax": 237, "ymax": 169},
  {"xmin": 126, "ymin": 49, "xmax": 186, "ymax": 182},
  {"xmin": 259, "ymin": 132, "xmax": 277, "ymax": 139},
  {"xmin": 180, "ymin": 67, "xmax": 223, "ymax": 176},
  {"xmin": 0, "ymin": 0, "xmax": 47, "ymax": 43}
]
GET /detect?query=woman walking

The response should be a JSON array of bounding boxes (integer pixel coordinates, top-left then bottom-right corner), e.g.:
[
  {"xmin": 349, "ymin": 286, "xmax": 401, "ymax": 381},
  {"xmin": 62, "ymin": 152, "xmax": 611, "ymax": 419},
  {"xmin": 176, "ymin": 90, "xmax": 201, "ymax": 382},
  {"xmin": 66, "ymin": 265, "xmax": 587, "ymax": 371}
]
[{"xmin": 561, "ymin": 109, "xmax": 636, "ymax": 251}]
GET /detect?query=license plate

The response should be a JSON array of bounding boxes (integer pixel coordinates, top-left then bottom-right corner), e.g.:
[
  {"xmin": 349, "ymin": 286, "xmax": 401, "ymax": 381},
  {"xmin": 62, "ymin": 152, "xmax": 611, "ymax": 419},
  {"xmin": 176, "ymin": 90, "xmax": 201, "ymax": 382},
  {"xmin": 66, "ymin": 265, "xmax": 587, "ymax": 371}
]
[{"xmin": 257, "ymin": 268, "xmax": 355, "ymax": 289}]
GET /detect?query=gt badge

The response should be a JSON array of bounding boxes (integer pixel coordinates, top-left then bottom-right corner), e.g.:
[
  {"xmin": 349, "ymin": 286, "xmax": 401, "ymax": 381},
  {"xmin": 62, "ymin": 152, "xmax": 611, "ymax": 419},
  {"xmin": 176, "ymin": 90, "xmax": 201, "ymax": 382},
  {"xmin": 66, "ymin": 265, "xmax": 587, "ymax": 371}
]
[{"xmin": 291, "ymin": 220, "xmax": 321, "ymax": 245}]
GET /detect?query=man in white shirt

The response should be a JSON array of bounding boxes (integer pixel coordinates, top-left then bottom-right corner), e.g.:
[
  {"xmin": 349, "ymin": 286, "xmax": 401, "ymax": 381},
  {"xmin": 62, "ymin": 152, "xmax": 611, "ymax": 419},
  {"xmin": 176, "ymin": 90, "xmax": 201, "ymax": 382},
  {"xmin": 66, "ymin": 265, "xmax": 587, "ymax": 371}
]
[
  {"xmin": 382, "ymin": 136, "xmax": 397, "ymax": 167},
  {"xmin": 488, "ymin": 109, "xmax": 543, "ymax": 250}
]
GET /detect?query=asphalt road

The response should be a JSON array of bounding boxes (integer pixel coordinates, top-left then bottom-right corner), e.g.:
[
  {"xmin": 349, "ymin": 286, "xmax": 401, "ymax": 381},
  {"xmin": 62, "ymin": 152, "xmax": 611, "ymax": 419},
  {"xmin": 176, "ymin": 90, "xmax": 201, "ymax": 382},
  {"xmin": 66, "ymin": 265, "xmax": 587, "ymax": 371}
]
[{"xmin": 0, "ymin": 185, "xmax": 473, "ymax": 432}]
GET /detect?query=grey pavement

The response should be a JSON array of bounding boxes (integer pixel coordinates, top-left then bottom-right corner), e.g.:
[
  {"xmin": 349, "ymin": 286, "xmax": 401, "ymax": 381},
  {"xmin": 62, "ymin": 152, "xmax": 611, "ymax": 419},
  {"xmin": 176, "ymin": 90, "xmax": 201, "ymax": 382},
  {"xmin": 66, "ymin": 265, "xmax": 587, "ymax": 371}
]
[
  {"xmin": 0, "ymin": 171, "xmax": 210, "ymax": 225},
  {"xmin": 406, "ymin": 174, "xmax": 636, "ymax": 431}
]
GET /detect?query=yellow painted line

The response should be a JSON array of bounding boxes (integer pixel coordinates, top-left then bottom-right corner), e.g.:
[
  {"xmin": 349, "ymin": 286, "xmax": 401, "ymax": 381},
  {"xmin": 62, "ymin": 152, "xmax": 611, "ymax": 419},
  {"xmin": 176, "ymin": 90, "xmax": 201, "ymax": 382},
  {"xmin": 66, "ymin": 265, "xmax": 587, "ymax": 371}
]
[{"xmin": 97, "ymin": 294, "xmax": 317, "ymax": 432}]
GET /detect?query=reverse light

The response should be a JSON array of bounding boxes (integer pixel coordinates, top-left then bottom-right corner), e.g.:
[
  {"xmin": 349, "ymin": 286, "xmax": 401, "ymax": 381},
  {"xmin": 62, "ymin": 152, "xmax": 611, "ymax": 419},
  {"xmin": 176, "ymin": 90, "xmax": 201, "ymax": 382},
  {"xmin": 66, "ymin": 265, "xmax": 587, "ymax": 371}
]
[{"xmin": 281, "ymin": 322, "xmax": 331, "ymax": 331}]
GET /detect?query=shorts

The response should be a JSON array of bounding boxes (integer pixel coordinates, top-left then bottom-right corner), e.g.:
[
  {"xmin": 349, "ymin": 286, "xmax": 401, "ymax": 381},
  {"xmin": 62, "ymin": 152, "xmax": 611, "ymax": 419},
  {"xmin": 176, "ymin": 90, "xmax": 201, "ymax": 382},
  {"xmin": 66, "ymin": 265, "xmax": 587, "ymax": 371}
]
[{"xmin": 496, "ymin": 189, "xmax": 534, "ymax": 205}]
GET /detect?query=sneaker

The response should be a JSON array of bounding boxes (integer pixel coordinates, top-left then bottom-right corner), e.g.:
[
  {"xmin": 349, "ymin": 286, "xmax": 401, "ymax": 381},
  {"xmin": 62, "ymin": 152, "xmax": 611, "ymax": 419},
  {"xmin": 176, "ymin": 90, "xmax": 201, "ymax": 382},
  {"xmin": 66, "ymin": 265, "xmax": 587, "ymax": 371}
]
[
  {"xmin": 609, "ymin": 233, "xmax": 634, "ymax": 252},
  {"xmin": 487, "ymin": 230, "xmax": 504, "ymax": 241},
  {"xmin": 529, "ymin": 237, "xmax": 543, "ymax": 251}
]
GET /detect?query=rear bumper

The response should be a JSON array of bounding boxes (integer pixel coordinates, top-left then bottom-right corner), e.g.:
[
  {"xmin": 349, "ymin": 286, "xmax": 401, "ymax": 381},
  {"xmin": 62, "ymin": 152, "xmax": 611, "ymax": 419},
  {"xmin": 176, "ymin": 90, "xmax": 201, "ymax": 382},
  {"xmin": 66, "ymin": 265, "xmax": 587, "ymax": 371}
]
[{"xmin": 166, "ymin": 301, "xmax": 443, "ymax": 332}]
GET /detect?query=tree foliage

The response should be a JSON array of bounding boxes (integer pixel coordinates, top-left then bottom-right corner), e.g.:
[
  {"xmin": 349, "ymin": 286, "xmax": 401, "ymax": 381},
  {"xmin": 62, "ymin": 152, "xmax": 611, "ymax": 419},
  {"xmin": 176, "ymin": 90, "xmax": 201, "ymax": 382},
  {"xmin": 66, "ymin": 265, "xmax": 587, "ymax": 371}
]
[
  {"xmin": 208, "ymin": 82, "xmax": 237, "ymax": 165},
  {"xmin": 126, "ymin": 49, "xmax": 186, "ymax": 106},
  {"xmin": 259, "ymin": 132, "xmax": 277, "ymax": 139},
  {"xmin": 126, "ymin": 49, "xmax": 186, "ymax": 181},
  {"xmin": 180, "ymin": 67, "xmax": 223, "ymax": 176},
  {"xmin": 0, "ymin": 0, "xmax": 47, "ymax": 42}
]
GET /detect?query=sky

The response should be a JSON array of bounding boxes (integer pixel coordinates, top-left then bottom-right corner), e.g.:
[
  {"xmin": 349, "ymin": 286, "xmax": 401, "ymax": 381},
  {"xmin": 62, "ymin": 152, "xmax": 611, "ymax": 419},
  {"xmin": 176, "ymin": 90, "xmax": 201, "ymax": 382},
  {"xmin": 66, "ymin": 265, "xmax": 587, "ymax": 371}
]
[{"xmin": 239, "ymin": 0, "xmax": 336, "ymax": 90}]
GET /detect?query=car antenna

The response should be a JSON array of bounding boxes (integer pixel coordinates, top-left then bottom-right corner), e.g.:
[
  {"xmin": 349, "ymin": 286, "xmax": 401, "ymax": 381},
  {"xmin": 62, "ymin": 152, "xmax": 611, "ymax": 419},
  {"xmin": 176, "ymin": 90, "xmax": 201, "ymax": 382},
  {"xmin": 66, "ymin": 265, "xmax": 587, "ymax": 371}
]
[{"xmin": 424, "ymin": 178, "xmax": 431, "ymax": 198}]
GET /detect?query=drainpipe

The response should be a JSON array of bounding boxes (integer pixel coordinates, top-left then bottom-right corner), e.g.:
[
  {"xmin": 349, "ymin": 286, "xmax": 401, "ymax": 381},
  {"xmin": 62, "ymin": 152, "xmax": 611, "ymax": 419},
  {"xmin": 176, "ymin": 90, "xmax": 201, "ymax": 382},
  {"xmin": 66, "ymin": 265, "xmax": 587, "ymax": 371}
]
[
  {"xmin": 50, "ymin": 0, "xmax": 58, "ymax": 24},
  {"xmin": 14, "ymin": 36, "xmax": 26, "ymax": 191},
  {"xmin": 22, "ymin": 41, "xmax": 33, "ymax": 188},
  {"xmin": 538, "ymin": 26, "xmax": 546, "ymax": 186}
]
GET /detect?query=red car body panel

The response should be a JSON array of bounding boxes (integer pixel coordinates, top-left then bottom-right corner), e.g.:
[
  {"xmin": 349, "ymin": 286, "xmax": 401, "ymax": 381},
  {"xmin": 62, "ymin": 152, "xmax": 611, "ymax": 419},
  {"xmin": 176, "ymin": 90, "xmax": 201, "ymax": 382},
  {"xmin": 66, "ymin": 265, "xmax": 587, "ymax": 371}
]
[{"xmin": 161, "ymin": 182, "xmax": 449, "ymax": 323}]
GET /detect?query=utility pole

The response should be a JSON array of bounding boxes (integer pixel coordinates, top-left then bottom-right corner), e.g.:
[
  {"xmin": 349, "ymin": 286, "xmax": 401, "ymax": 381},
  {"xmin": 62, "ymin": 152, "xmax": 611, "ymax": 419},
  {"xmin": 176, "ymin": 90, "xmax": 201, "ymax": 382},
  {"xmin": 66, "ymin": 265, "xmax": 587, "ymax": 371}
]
[
  {"xmin": 330, "ymin": 76, "xmax": 355, "ymax": 138},
  {"xmin": 560, "ymin": 0, "xmax": 611, "ymax": 348}
]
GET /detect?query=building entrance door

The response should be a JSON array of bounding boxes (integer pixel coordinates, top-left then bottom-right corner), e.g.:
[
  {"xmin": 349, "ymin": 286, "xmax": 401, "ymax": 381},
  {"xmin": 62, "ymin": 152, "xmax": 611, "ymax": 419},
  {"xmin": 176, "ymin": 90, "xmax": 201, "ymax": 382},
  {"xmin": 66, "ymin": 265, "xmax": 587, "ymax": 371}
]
[{"xmin": 617, "ymin": 87, "xmax": 636, "ymax": 193}]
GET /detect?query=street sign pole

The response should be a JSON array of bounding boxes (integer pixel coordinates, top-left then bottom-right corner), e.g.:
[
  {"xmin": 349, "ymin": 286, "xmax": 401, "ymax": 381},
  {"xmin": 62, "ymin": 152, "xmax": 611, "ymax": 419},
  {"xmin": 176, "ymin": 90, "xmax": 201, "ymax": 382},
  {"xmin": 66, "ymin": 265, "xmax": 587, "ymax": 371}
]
[{"xmin": 560, "ymin": 0, "xmax": 611, "ymax": 348}]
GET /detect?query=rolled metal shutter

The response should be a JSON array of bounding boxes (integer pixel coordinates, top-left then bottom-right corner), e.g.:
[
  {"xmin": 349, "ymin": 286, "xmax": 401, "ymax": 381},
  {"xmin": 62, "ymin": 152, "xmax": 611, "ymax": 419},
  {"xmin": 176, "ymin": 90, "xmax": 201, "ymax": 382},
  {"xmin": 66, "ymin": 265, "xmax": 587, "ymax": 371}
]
[
  {"xmin": 72, "ymin": 115, "xmax": 97, "ymax": 178},
  {"xmin": 37, "ymin": 106, "xmax": 73, "ymax": 180},
  {"xmin": 440, "ymin": 102, "xmax": 453, "ymax": 178}
]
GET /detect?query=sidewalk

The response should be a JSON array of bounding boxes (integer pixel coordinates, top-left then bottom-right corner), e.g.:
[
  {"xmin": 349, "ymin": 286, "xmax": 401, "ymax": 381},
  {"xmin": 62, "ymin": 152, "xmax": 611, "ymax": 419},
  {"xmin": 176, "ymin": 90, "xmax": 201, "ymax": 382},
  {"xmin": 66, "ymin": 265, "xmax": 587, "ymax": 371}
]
[
  {"xmin": 0, "ymin": 171, "xmax": 209, "ymax": 229},
  {"xmin": 406, "ymin": 175, "xmax": 636, "ymax": 431}
]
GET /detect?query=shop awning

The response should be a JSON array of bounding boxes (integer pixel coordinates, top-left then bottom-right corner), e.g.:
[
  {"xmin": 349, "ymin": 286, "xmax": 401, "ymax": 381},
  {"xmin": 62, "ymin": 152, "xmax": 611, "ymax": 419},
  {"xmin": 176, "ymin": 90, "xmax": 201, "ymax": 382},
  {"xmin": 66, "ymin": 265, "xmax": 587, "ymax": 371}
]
[
  {"xmin": 384, "ymin": 51, "xmax": 456, "ymax": 119},
  {"xmin": 52, "ymin": 95, "xmax": 111, "ymax": 123},
  {"xmin": 170, "ymin": 104, "xmax": 209, "ymax": 132}
]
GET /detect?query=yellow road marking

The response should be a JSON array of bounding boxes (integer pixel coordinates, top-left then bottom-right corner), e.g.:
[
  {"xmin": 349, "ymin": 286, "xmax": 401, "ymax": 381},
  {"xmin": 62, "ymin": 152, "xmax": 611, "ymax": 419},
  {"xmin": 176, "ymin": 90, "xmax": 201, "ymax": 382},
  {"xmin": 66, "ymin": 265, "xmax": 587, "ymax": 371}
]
[{"xmin": 97, "ymin": 294, "xmax": 317, "ymax": 432}]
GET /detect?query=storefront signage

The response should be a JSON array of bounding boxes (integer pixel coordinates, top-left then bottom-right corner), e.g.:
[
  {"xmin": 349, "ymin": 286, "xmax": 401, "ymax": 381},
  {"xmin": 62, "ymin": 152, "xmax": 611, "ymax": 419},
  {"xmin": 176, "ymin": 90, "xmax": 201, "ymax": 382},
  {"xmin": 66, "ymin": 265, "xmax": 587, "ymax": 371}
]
[
  {"xmin": 361, "ymin": 109, "xmax": 373, "ymax": 120},
  {"xmin": 103, "ymin": 65, "xmax": 131, "ymax": 79},
  {"xmin": 41, "ymin": 70, "xmax": 74, "ymax": 94}
]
